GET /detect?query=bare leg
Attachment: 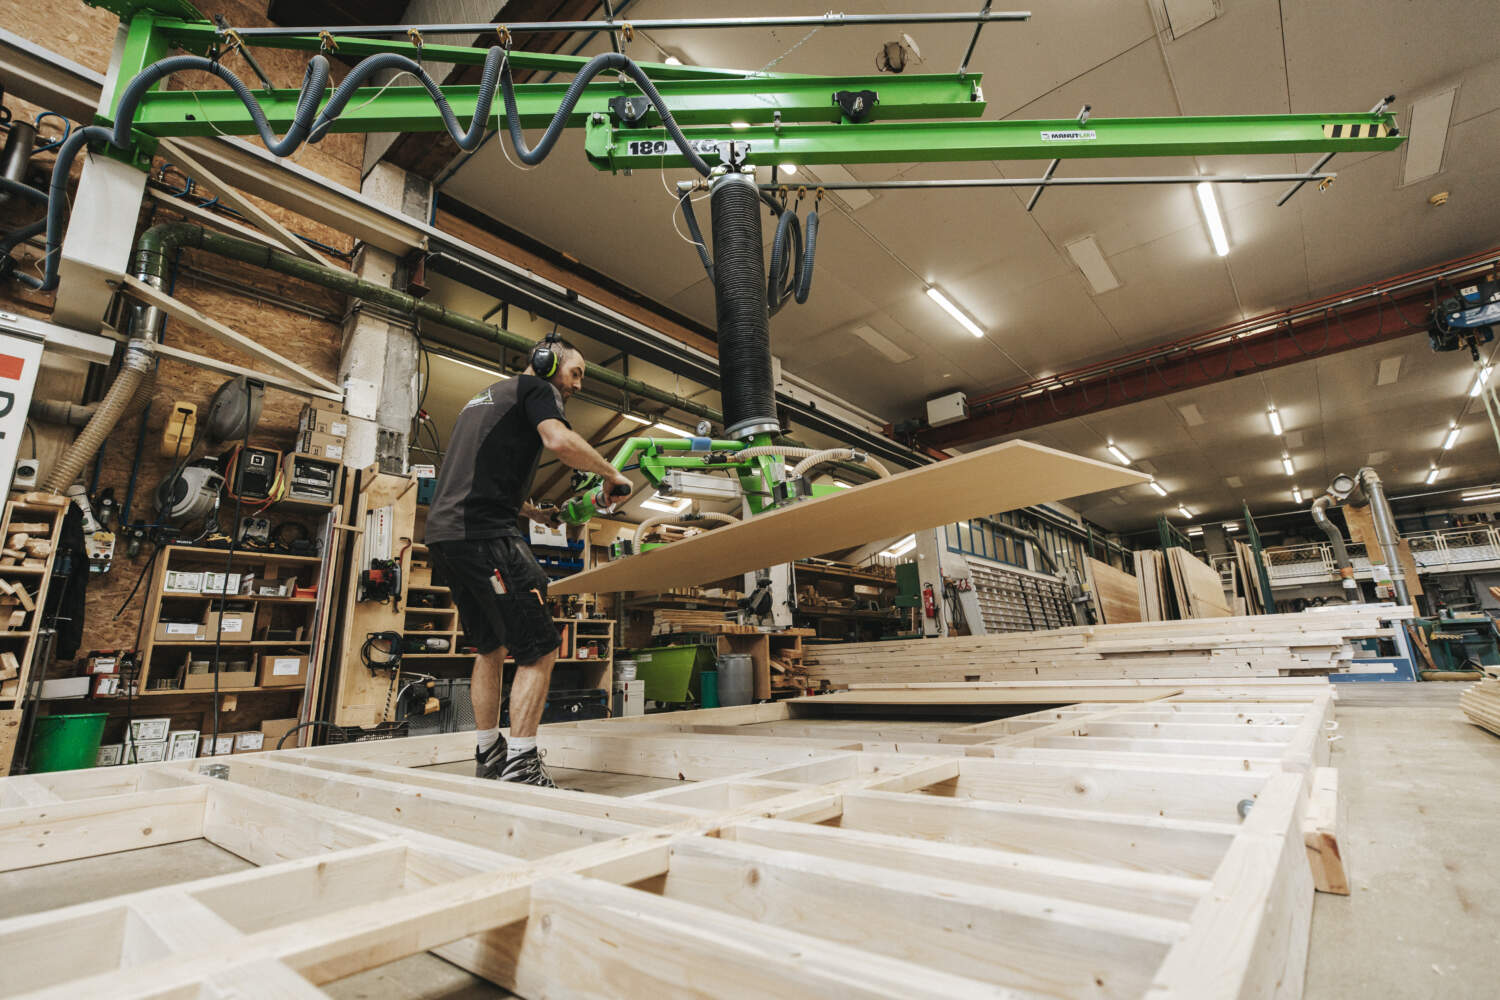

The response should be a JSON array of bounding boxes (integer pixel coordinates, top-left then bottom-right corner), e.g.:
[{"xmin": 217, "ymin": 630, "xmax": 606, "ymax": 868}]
[
  {"xmin": 470, "ymin": 647, "xmax": 508, "ymax": 731},
  {"xmin": 507, "ymin": 648, "xmax": 559, "ymax": 738}
]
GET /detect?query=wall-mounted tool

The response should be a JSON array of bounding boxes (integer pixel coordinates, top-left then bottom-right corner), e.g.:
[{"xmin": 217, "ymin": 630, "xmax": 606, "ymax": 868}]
[
  {"xmin": 220, "ymin": 445, "xmax": 280, "ymax": 501},
  {"xmin": 160, "ymin": 403, "xmax": 196, "ymax": 456}
]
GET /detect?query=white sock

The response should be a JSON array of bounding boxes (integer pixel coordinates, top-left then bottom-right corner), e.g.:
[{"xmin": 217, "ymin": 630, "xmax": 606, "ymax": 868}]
[
  {"xmin": 506, "ymin": 736, "xmax": 537, "ymax": 759},
  {"xmin": 476, "ymin": 728, "xmax": 501, "ymax": 753}
]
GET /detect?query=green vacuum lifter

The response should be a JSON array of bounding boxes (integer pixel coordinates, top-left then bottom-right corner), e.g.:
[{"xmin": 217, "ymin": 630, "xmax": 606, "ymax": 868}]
[{"xmin": 39, "ymin": 2, "xmax": 1404, "ymax": 621}]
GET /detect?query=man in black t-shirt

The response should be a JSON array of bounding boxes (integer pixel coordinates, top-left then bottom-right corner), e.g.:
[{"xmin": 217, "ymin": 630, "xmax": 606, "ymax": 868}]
[{"xmin": 426, "ymin": 336, "xmax": 631, "ymax": 785}]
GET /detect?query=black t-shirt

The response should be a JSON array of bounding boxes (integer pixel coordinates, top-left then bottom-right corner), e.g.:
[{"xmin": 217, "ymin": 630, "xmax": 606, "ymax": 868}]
[{"xmin": 424, "ymin": 375, "xmax": 570, "ymax": 543}]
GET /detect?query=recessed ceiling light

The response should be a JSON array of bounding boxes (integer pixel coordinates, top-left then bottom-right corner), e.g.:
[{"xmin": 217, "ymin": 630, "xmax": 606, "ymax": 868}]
[
  {"xmin": 1195, "ymin": 181, "xmax": 1230, "ymax": 257},
  {"xmin": 1064, "ymin": 236, "xmax": 1120, "ymax": 294},
  {"xmin": 1178, "ymin": 403, "xmax": 1205, "ymax": 426},
  {"xmin": 1376, "ymin": 356, "xmax": 1403, "ymax": 386},
  {"xmin": 924, "ymin": 286, "xmax": 986, "ymax": 339}
]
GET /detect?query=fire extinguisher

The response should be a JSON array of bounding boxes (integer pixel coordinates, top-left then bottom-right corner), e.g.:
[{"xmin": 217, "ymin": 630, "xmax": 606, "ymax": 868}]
[{"xmin": 922, "ymin": 583, "xmax": 937, "ymax": 618}]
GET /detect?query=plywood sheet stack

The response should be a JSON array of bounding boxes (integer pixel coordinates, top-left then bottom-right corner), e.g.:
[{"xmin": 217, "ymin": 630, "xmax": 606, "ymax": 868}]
[
  {"xmin": 1460, "ymin": 673, "xmax": 1500, "ymax": 737},
  {"xmin": 806, "ymin": 605, "xmax": 1407, "ymax": 688},
  {"xmin": 1135, "ymin": 546, "xmax": 1233, "ymax": 620},
  {"xmin": 1087, "ymin": 557, "xmax": 1143, "ymax": 624},
  {"xmin": 651, "ymin": 610, "xmax": 756, "ymax": 636}
]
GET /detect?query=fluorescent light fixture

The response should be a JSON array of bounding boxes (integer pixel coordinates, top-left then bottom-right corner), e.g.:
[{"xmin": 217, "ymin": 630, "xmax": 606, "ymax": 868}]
[
  {"xmin": 832, "ymin": 480, "xmax": 852, "ymax": 489},
  {"xmin": 1176, "ymin": 505, "xmax": 1192, "ymax": 519},
  {"xmin": 1149, "ymin": 480, "xmax": 1168, "ymax": 497},
  {"xmin": 1443, "ymin": 423, "xmax": 1460, "ymax": 450},
  {"xmin": 1403, "ymin": 89, "xmax": 1456, "ymax": 186},
  {"xmin": 1195, "ymin": 181, "xmax": 1230, "ymax": 257},
  {"xmin": 1267, "ymin": 406, "xmax": 1283, "ymax": 436},
  {"xmin": 1188, "ymin": 526, "xmax": 1205, "ymax": 536},
  {"xmin": 778, "ymin": 163, "xmax": 798, "ymax": 175},
  {"xmin": 1292, "ymin": 486, "xmax": 1304, "ymax": 504},
  {"xmin": 730, "ymin": 120, "xmax": 750, "ymax": 130},
  {"xmin": 1107, "ymin": 443, "xmax": 1131, "ymax": 465},
  {"xmin": 880, "ymin": 534, "xmax": 917, "ymax": 558},
  {"xmin": 1426, "ymin": 466, "xmax": 1441, "ymax": 485},
  {"xmin": 1376, "ymin": 355, "xmax": 1403, "ymax": 386},
  {"xmin": 620, "ymin": 413, "xmax": 652, "ymax": 425},
  {"xmin": 1225, "ymin": 522, "xmax": 1241, "ymax": 532},
  {"xmin": 925, "ymin": 286, "xmax": 985, "ymax": 339},
  {"xmin": 1472, "ymin": 365, "xmax": 1492, "ymax": 397},
  {"xmin": 1064, "ymin": 235, "xmax": 1121, "ymax": 294},
  {"xmin": 1462, "ymin": 487, "xmax": 1500, "ymax": 502},
  {"xmin": 651, "ymin": 422, "xmax": 696, "ymax": 438},
  {"xmin": 1281, "ymin": 453, "xmax": 1295, "ymax": 477},
  {"xmin": 444, "ymin": 355, "xmax": 511, "ymax": 379},
  {"xmin": 640, "ymin": 492, "xmax": 691, "ymax": 514}
]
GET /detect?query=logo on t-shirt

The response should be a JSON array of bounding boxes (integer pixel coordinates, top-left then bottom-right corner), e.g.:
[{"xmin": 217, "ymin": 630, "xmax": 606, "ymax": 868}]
[{"xmin": 462, "ymin": 388, "xmax": 493, "ymax": 411}]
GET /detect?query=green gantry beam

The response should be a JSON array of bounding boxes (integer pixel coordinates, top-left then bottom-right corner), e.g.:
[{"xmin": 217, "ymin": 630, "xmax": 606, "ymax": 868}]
[
  {"xmin": 122, "ymin": 74, "xmax": 985, "ymax": 138},
  {"xmin": 587, "ymin": 113, "xmax": 1403, "ymax": 171}
]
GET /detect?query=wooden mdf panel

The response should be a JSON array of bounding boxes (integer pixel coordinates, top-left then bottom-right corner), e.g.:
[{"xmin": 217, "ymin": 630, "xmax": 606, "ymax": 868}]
[
  {"xmin": 554, "ymin": 442, "xmax": 1146, "ymax": 594},
  {"xmin": 1343, "ymin": 505, "xmax": 1424, "ymax": 597},
  {"xmin": 1168, "ymin": 547, "xmax": 1232, "ymax": 619},
  {"xmin": 1090, "ymin": 557, "xmax": 1143, "ymax": 624}
]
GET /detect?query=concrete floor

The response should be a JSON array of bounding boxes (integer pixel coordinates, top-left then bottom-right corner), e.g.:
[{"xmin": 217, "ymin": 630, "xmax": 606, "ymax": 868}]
[
  {"xmin": 1305, "ymin": 683, "xmax": 1500, "ymax": 999},
  {"xmin": 2, "ymin": 686, "xmax": 1496, "ymax": 997}
]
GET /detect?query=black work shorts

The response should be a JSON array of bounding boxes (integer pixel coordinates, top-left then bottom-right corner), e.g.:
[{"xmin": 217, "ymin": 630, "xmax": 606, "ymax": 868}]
[{"xmin": 428, "ymin": 536, "xmax": 560, "ymax": 664}]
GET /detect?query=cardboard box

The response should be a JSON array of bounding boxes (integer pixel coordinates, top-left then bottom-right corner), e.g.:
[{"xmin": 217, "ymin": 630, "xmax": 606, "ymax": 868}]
[
  {"xmin": 204, "ymin": 609, "xmax": 253, "ymax": 643},
  {"xmin": 156, "ymin": 619, "xmax": 207, "ymax": 642},
  {"xmin": 297, "ymin": 430, "xmax": 346, "ymax": 462},
  {"xmin": 95, "ymin": 744, "xmax": 123, "ymax": 767},
  {"xmin": 91, "ymin": 675, "xmax": 120, "ymax": 698},
  {"xmin": 167, "ymin": 730, "xmax": 200, "ymax": 761},
  {"xmin": 299, "ymin": 399, "xmax": 349, "ymax": 438},
  {"xmin": 86, "ymin": 653, "xmax": 120, "ymax": 675},
  {"xmin": 200, "ymin": 734, "xmax": 234, "ymax": 757},
  {"xmin": 123, "ymin": 739, "xmax": 166, "ymax": 764},
  {"xmin": 232, "ymin": 731, "xmax": 264, "ymax": 754},
  {"xmin": 130, "ymin": 717, "xmax": 172, "ymax": 743},
  {"xmin": 163, "ymin": 570, "xmax": 204, "ymax": 594},
  {"xmin": 260, "ymin": 716, "xmax": 300, "ymax": 752},
  {"xmin": 201, "ymin": 572, "xmax": 243, "ymax": 596},
  {"xmin": 183, "ymin": 664, "xmax": 256, "ymax": 690},
  {"xmin": 258, "ymin": 653, "xmax": 308, "ymax": 688}
]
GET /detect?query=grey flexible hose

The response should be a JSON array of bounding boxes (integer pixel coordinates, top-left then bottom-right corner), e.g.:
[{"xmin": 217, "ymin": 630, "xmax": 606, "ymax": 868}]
[
  {"xmin": 634, "ymin": 510, "xmax": 738, "ymax": 549},
  {"xmin": 25, "ymin": 47, "xmax": 714, "ymax": 290}
]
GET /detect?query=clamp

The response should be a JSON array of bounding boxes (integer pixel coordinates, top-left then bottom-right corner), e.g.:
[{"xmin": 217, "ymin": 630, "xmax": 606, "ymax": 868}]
[
  {"xmin": 495, "ymin": 25, "xmax": 513, "ymax": 49},
  {"xmin": 406, "ymin": 27, "xmax": 424, "ymax": 55},
  {"xmin": 318, "ymin": 30, "xmax": 339, "ymax": 54}
]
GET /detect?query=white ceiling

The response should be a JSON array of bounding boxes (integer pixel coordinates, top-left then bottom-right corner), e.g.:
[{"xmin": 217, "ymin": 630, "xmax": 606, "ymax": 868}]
[{"xmin": 424, "ymin": 0, "xmax": 1500, "ymax": 531}]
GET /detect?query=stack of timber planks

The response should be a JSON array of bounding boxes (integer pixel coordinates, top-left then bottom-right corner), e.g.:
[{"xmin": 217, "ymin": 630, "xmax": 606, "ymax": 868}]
[
  {"xmin": 806, "ymin": 605, "xmax": 1408, "ymax": 688},
  {"xmin": 1134, "ymin": 546, "xmax": 1235, "ymax": 620},
  {"xmin": 1460, "ymin": 673, "xmax": 1500, "ymax": 737},
  {"xmin": 651, "ymin": 609, "xmax": 754, "ymax": 636}
]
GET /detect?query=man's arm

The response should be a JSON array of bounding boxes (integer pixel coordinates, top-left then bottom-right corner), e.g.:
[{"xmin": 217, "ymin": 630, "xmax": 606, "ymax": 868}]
[{"xmin": 537, "ymin": 419, "xmax": 633, "ymax": 494}]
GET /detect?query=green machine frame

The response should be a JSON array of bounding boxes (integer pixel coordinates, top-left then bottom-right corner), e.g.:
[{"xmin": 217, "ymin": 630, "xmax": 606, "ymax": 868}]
[{"xmin": 67, "ymin": 2, "xmax": 1405, "ymax": 552}]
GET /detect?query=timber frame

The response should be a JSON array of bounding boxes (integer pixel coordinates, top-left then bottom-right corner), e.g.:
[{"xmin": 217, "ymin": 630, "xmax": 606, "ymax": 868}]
[{"xmin": 0, "ymin": 684, "xmax": 1338, "ymax": 998}]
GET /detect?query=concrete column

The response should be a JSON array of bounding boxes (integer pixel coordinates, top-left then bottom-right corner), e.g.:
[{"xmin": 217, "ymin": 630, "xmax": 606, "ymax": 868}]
[{"xmin": 338, "ymin": 163, "xmax": 433, "ymax": 472}]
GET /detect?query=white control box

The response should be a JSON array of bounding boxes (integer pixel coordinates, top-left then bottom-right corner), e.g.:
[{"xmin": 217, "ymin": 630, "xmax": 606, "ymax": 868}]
[{"xmin": 926, "ymin": 391, "xmax": 969, "ymax": 427}]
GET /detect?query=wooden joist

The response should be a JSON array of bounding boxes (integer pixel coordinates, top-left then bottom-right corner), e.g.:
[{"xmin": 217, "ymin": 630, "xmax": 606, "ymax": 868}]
[
  {"xmin": 0, "ymin": 684, "xmax": 1337, "ymax": 998},
  {"xmin": 1460, "ymin": 675, "xmax": 1500, "ymax": 737}
]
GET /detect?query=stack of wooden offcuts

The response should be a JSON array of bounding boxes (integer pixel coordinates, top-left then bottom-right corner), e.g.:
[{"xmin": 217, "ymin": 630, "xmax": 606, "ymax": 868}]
[
  {"xmin": 651, "ymin": 609, "xmax": 757, "ymax": 636},
  {"xmin": 806, "ymin": 605, "xmax": 1407, "ymax": 688},
  {"xmin": 1460, "ymin": 672, "xmax": 1500, "ymax": 737}
]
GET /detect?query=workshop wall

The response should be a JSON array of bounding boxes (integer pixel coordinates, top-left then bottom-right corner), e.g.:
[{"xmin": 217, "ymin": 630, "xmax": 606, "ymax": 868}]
[{"xmin": 1, "ymin": 1, "xmax": 366, "ymax": 661}]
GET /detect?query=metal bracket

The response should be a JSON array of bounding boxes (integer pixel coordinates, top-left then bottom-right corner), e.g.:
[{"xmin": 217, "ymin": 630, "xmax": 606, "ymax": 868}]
[
  {"xmin": 834, "ymin": 90, "xmax": 879, "ymax": 124},
  {"xmin": 608, "ymin": 95, "xmax": 653, "ymax": 126}
]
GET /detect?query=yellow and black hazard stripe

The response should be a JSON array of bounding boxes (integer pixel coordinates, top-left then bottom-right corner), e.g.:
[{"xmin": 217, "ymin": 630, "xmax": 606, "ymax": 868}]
[{"xmin": 1323, "ymin": 122, "xmax": 1390, "ymax": 139}]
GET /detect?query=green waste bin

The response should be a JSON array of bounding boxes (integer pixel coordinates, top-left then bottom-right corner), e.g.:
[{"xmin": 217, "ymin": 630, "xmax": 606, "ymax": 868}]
[
  {"xmin": 700, "ymin": 670, "xmax": 719, "ymax": 708},
  {"xmin": 626, "ymin": 644, "xmax": 716, "ymax": 704},
  {"xmin": 28, "ymin": 712, "xmax": 108, "ymax": 772}
]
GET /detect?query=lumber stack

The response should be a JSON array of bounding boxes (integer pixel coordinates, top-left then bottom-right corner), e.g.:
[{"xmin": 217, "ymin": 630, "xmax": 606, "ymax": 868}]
[
  {"xmin": 651, "ymin": 609, "xmax": 756, "ymax": 635},
  {"xmin": 1460, "ymin": 674, "xmax": 1500, "ymax": 737},
  {"xmin": 805, "ymin": 606, "xmax": 1408, "ymax": 687},
  {"xmin": 1135, "ymin": 545, "xmax": 1236, "ymax": 620}
]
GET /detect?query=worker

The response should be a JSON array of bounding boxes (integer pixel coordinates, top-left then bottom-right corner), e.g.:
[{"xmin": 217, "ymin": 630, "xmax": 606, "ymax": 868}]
[{"xmin": 425, "ymin": 333, "xmax": 633, "ymax": 785}]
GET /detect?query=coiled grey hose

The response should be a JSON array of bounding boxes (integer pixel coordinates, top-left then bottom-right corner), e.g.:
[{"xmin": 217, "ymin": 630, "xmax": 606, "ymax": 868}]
[
  {"xmin": 22, "ymin": 47, "xmax": 713, "ymax": 290},
  {"xmin": 682, "ymin": 192, "xmax": 818, "ymax": 312}
]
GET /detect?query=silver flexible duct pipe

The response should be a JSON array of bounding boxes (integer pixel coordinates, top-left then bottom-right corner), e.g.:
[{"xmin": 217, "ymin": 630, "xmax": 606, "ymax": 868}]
[
  {"xmin": 1310, "ymin": 494, "xmax": 1361, "ymax": 603},
  {"xmin": 1354, "ymin": 467, "xmax": 1411, "ymax": 608},
  {"xmin": 634, "ymin": 510, "xmax": 739, "ymax": 549},
  {"xmin": 42, "ymin": 273, "xmax": 163, "ymax": 494}
]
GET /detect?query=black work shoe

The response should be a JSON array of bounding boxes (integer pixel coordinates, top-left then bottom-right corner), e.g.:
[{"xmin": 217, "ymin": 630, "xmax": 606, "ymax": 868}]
[
  {"xmin": 475, "ymin": 737, "xmax": 508, "ymax": 779},
  {"xmin": 499, "ymin": 747, "xmax": 556, "ymax": 787}
]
